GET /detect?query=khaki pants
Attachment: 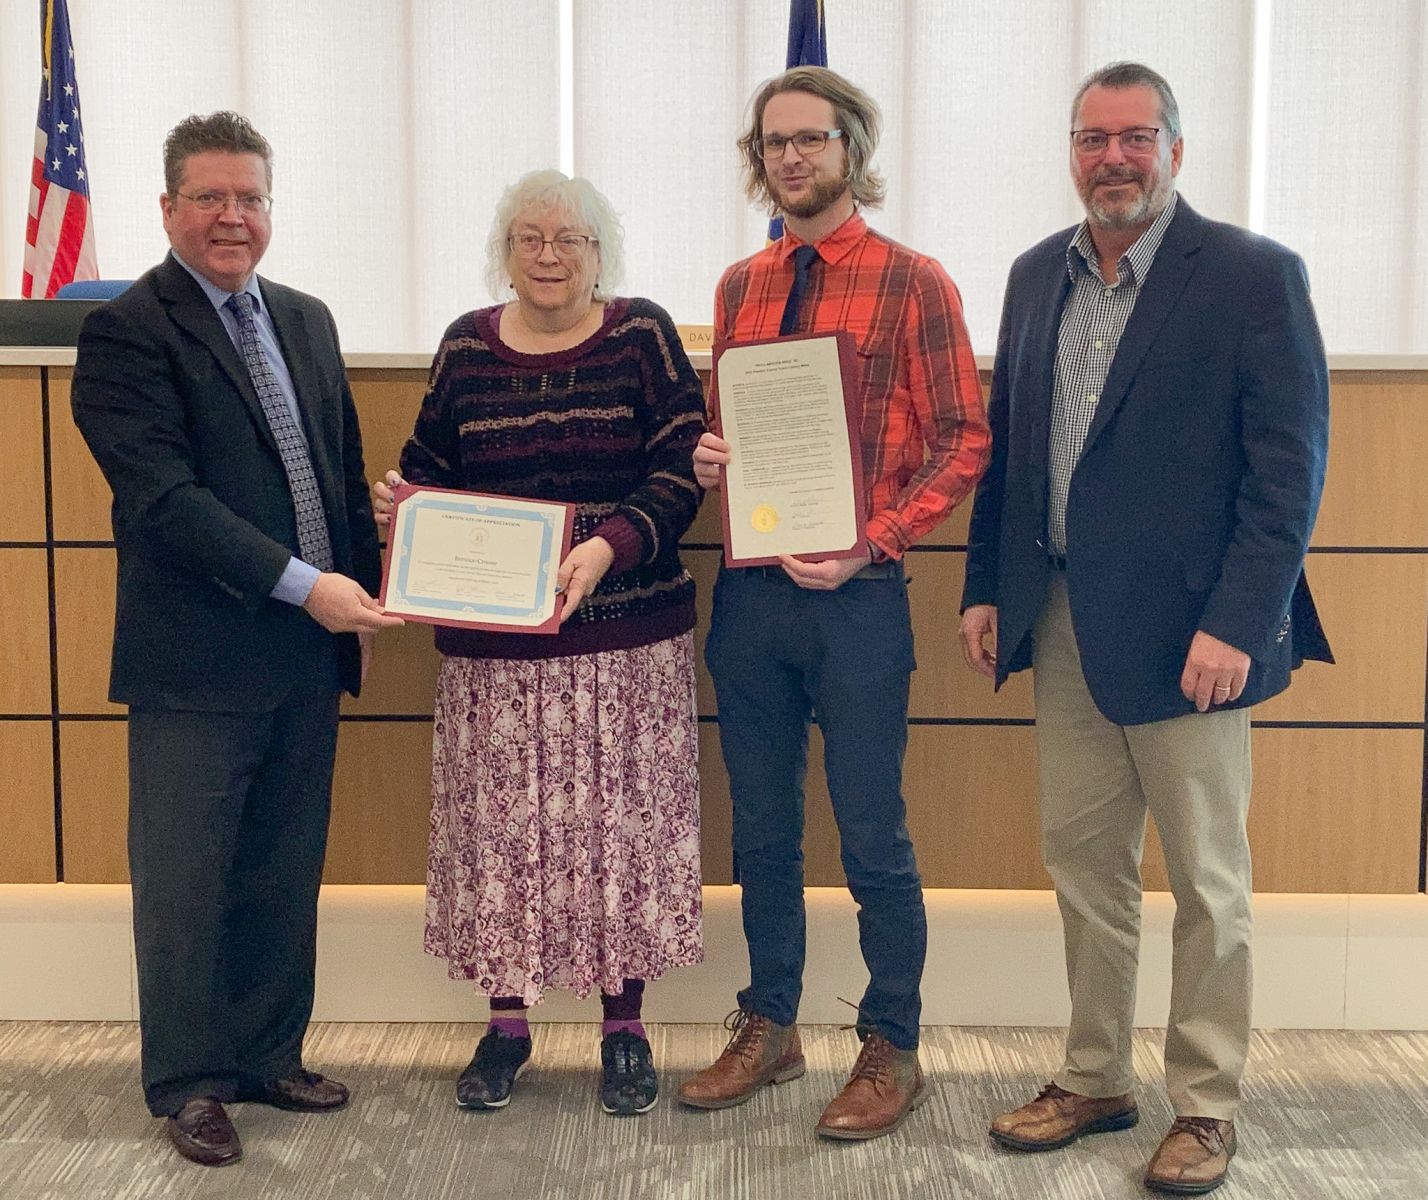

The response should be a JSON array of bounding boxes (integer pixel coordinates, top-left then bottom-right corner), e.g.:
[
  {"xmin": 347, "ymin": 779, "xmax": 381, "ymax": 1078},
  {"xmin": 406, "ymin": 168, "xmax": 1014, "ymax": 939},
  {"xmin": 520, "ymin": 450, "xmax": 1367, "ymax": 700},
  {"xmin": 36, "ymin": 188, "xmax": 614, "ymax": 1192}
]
[{"xmin": 1033, "ymin": 574, "xmax": 1252, "ymax": 1120}]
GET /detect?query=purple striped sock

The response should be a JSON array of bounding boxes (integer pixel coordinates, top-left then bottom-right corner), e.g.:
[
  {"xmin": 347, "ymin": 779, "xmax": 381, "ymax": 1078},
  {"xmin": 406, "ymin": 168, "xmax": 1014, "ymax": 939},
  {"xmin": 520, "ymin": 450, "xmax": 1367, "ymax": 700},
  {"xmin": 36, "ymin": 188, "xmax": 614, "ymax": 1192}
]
[{"xmin": 488, "ymin": 997, "xmax": 529, "ymax": 1039}]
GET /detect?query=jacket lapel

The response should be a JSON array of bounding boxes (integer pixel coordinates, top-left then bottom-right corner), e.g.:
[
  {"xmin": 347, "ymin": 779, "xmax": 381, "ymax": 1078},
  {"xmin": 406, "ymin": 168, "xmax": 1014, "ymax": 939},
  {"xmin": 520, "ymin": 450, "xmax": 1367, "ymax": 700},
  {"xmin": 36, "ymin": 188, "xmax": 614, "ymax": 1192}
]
[
  {"xmin": 156, "ymin": 256, "xmax": 279, "ymax": 456},
  {"xmin": 261, "ymin": 281, "xmax": 341, "ymax": 516},
  {"xmin": 1080, "ymin": 199, "xmax": 1204, "ymax": 457},
  {"xmin": 1027, "ymin": 245, "xmax": 1073, "ymax": 471}
]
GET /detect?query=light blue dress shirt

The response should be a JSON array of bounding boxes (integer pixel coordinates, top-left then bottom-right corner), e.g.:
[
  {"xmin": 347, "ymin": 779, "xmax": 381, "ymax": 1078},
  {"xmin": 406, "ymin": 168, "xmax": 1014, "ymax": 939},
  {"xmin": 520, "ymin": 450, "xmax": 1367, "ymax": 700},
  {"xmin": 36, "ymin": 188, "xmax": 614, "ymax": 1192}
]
[{"xmin": 171, "ymin": 252, "xmax": 322, "ymax": 606}]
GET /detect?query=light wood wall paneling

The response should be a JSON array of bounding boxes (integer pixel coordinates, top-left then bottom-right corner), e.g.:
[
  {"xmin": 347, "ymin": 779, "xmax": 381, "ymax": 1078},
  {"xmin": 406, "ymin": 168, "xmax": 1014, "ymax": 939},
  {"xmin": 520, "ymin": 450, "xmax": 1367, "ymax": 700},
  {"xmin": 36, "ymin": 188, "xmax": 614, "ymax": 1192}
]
[
  {"xmin": 0, "ymin": 369, "xmax": 48, "ymax": 542},
  {"xmin": 696, "ymin": 723, "xmax": 733, "ymax": 884},
  {"xmin": 348, "ymin": 371, "xmax": 429, "ymax": 488},
  {"xmin": 685, "ymin": 550, "xmax": 719, "ymax": 718},
  {"xmin": 1142, "ymin": 728, "xmax": 1423, "ymax": 895},
  {"xmin": 1258, "ymin": 552, "xmax": 1428, "ymax": 723},
  {"xmin": 1248, "ymin": 728, "xmax": 1423, "ymax": 893},
  {"xmin": 903, "ymin": 726, "xmax": 1048, "ymax": 888},
  {"xmin": 0, "ymin": 549, "xmax": 54, "ymax": 714},
  {"xmin": 324, "ymin": 720, "xmax": 436, "ymax": 884},
  {"xmin": 720, "ymin": 724, "xmax": 1423, "ymax": 895},
  {"xmin": 0, "ymin": 721, "xmax": 57, "ymax": 881},
  {"xmin": 47, "ymin": 370, "xmax": 115, "ymax": 543},
  {"xmin": 53, "ymin": 548, "xmax": 123, "ymax": 715},
  {"xmin": 341, "ymin": 622, "xmax": 442, "ymax": 717},
  {"xmin": 684, "ymin": 494, "xmax": 724, "ymax": 546},
  {"xmin": 58, "ymin": 720, "xmax": 129, "ymax": 883},
  {"xmin": 697, "ymin": 723, "xmax": 1050, "ymax": 891},
  {"xmin": 1315, "ymin": 372, "xmax": 1428, "ymax": 547},
  {"xmin": 906, "ymin": 552, "xmax": 1035, "ymax": 719}
]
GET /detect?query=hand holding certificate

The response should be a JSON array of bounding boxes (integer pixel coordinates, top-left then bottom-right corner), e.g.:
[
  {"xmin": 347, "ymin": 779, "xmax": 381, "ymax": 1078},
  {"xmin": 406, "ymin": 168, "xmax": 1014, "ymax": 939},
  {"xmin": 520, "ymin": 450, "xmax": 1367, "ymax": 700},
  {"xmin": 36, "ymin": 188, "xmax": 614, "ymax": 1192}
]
[
  {"xmin": 714, "ymin": 332, "xmax": 866, "ymax": 566},
  {"xmin": 379, "ymin": 484, "xmax": 574, "ymax": 633}
]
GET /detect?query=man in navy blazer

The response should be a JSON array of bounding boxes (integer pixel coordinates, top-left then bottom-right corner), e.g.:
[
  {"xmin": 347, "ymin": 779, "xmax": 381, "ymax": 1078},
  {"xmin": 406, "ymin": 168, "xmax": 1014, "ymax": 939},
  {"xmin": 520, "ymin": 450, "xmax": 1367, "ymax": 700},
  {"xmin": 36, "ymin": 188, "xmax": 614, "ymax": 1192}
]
[
  {"xmin": 72, "ymin": 112, "xmax": 402, "ymax": 1168},
  {"xmin": 960, "ymin": 64, "xmax": 1330, "ymax": 1195}
]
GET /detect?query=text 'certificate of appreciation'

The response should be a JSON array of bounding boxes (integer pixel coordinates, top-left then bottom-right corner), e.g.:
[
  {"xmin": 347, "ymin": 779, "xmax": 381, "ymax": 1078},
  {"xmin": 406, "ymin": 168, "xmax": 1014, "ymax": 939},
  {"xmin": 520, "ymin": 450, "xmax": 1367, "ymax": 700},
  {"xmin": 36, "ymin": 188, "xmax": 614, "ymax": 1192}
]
[
  {"xmin": 715, "ymin": 331, "xmax": 866, "ymax": 567},
  {"xmin": 379, "ymin": 485, "xmax": 574, "ymax": 634}
]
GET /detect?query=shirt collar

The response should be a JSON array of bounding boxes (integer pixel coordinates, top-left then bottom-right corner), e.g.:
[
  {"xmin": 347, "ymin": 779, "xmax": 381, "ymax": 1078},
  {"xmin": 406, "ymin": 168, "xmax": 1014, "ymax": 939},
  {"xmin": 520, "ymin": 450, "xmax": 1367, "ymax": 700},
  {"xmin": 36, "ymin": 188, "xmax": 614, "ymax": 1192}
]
[
  {"xmin": 170, "ymin": 250, "xmax": 262, "ymax": 314},
  {"xmin": 1066, "ymin": 191, "xmax": 1178, "ymax": 287},
  {"xmin": 776, "ymin": 210, "xmax": 868, "ymax": 267}
]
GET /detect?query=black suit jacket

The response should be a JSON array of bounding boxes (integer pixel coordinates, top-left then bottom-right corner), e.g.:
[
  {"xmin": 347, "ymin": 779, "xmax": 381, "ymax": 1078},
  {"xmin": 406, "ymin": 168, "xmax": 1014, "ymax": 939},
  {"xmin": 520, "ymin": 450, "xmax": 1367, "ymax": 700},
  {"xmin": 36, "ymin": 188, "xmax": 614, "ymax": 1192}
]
[
  {"xmin": 72, "ymin": 254, "xmax": 381, "ymax": 710},
  {"xmin": 962, "ymin": 199, "xmax": 1333, "ymax": 726}
]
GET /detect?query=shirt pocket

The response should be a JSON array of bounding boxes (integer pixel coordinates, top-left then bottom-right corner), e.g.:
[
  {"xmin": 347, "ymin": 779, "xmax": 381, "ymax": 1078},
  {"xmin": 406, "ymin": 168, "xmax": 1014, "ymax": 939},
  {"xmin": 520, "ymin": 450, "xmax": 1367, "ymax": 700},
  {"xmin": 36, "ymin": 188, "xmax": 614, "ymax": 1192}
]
[{"xmin": 854, "ymin": 329, "xmax": 898, "ymax": 401}]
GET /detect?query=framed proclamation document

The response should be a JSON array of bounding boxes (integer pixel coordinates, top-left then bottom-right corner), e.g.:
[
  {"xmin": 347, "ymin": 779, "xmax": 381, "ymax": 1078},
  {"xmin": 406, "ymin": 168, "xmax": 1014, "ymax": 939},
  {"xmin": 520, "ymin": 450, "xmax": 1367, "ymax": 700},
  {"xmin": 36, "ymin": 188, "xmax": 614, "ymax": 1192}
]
[
  {"xmin": 713, "ymin": 331, "xmax": 867, "ymax": 567},
  {"xmin": 379, "ymin": 484, "xmax": 574, "ymax": 633}
]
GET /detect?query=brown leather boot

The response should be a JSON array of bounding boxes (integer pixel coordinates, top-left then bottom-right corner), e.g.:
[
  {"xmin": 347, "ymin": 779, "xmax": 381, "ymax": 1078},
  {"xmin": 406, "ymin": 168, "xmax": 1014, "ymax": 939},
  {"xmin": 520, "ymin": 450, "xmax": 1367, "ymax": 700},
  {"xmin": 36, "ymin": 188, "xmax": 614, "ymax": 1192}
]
[
  {"xmin": 1144, "ymin": 1117, "xmax": 1236, "ymax": 1195},
  {"xmin": 676, "ymin": 1010, "xmax": 805, "ymax": 1110},
  {"xmin": 815, "ymin": 1032, "xmax": 926, "ymax": 1141},
  {"xmin": 989, "ymin": 1082, "xmax": 1138, "ymax": 1151}
]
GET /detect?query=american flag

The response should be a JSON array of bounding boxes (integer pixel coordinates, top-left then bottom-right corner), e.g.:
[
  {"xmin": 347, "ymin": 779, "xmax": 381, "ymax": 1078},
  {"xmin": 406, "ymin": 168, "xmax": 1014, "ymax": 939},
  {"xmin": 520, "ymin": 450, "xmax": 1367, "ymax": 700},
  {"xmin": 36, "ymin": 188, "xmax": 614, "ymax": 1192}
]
[{"xmin": 22, "ymin": 0, "xmax": 96, "ymax": 299}]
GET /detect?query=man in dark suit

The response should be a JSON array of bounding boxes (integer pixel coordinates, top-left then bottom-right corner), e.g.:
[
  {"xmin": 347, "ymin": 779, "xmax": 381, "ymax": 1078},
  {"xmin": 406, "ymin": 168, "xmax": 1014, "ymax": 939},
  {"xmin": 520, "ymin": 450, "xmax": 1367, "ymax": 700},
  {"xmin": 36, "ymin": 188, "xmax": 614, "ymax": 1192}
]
[
  {"xmin": 959, "ymin": 64, "xmax": 1330, "ymax": 1195},
  {"xmin": 72, "ymin": 112, "xmax": 402, "ymax": 1168}
]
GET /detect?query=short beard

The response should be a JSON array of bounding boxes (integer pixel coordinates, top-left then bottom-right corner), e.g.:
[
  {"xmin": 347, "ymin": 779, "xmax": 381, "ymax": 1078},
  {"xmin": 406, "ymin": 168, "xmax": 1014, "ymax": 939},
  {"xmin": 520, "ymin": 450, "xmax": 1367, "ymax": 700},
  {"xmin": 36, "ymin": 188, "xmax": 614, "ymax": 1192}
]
[
  {"xmin": 1082, "ymin": 164, "xmax": 1175, "ymax": 231},
  {"xmin": 773, "ymin": 172, "xmax": 849, "ymax": 221}
]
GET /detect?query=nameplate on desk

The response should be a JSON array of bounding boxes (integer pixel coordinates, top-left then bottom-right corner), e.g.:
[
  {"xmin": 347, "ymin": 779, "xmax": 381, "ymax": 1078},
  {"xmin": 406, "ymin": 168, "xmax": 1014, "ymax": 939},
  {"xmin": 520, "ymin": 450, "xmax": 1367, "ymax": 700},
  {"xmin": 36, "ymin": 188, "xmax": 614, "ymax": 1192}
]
[{"xmin": 677, "ymin": 324, "xmax": 714, "ymax": 353}]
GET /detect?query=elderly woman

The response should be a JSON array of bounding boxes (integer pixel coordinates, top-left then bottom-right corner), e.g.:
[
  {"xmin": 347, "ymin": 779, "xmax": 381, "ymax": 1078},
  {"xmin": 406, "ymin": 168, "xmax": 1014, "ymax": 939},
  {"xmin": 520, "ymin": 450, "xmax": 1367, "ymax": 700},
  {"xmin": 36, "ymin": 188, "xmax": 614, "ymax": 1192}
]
[{"xmin": 373, "ymin": 170, "xmax": 705, "ymax": 1116}]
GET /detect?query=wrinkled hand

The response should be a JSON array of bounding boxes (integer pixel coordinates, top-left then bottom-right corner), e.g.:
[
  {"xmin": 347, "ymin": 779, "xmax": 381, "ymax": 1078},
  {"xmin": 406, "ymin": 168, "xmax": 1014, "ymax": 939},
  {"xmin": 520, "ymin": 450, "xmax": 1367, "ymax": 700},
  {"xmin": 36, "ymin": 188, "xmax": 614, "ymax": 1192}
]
[
  {"xmin": 370, "ymin": 469, "xmax": 403, "ymax": 529},
  {"xmin": 1180, "ymin": 630, "xmax": 1251, "ymax": 712},
  {"xmin": 557, "ymin": 536, "xmax": 615, "ymax": 624},
  {"xmin": 959, "ymin": 604, "xmax": 999, "ymax": 679},
  {"xmin": 303, "ymin": 572, "xmax": 405, "ymax": 634},
  {"xmin": 693, "ymin": 432, "xmax": 730, "ymax": 491},
  {"xmin": 777, "ymin": 548, "xmax": 871, "ymax": 591}
]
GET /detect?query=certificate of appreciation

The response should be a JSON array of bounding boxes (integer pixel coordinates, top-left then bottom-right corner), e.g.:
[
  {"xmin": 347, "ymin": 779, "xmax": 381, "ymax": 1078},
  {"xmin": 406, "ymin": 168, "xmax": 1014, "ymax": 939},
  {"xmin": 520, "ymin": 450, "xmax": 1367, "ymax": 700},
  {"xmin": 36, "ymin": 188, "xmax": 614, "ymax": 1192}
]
[
  {"xmin": 379, "ymin": 485, "xmax": 574, "ymax": 633},
  {"xmin": 714, "ymin": 331, "xmax": 866, "ymax": 566}
]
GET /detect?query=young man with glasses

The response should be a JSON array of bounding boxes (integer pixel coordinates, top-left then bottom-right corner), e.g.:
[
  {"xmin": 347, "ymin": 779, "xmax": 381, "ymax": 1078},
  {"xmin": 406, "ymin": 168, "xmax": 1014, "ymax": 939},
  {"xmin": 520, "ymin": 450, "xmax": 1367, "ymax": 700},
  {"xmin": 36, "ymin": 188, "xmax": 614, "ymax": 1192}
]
[
  {"xmin": 959, "ymin": 62, "xmax": 1330, "ymax": 1194},
  {"xmin": 71, "ymin": 111, "xmax": 400, "ymax": 1167},
  {"xmin": 679, "ymin": 66, "xmax": 989, "ymax": 1140}
]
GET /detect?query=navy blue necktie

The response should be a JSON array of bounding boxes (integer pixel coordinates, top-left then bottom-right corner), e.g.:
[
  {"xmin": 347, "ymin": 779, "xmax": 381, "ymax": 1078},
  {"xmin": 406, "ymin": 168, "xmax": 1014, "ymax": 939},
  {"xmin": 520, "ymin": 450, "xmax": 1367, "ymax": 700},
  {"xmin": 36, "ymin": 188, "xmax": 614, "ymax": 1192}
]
[{"xmin": 779, "ymin": 244, "xmax": 820, "ymax": 336}]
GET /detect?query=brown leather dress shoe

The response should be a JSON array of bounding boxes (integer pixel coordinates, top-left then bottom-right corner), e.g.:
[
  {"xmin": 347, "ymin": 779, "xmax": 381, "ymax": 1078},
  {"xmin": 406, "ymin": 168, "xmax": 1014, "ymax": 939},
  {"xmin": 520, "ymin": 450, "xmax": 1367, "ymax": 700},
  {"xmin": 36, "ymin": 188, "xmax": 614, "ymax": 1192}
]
[
  {"xmin": 815, "ymin": 1032, "xmax": 926, "ymax": 1141},
  {"xmin": 165, "ymin": 1098, "xmax": 242, "ymax": 1168},
  {"xmin": 255, "ymin": 1069, "xmax": 350, "ymax": 1112},
  {"xmin": 676, "ymin": 1010, "xmax": 805, "ymax": 1109},
  {"xmin": 989, "ymin": 1082, "xmax": 1138, "ymax": 1151},
  {"xmin": 1144, "ymin": 1117, "xmax": 1236, "ymax": 1195}
]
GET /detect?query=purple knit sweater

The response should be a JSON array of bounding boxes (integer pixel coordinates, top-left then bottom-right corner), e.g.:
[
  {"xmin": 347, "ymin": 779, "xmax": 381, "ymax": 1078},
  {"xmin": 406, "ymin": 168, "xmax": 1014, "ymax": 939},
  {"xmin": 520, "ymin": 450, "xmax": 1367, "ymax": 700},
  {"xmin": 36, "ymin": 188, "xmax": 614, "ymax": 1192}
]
[{"xmin": 398, "ymin": 297, "xmax": 706, "ymax": 661}]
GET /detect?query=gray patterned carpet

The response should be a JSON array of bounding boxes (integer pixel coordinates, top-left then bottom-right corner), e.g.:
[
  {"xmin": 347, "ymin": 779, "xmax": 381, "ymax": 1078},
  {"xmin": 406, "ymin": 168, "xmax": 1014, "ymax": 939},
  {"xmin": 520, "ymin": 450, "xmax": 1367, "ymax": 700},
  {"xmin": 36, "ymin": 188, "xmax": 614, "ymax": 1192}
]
[{"xmin": 1, "ymin": 1022, "xmax": 1426, "ymax": 1199}]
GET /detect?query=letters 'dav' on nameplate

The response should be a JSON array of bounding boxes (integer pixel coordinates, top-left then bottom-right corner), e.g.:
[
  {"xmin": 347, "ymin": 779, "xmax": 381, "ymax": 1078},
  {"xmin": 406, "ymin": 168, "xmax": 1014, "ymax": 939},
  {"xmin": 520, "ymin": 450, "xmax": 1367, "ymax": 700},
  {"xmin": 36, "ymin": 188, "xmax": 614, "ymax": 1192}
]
[
  {"xmin": 379, "ymin": 484, "xmax": 574, "ymax": 634},
  {"xmin": 714, "ymin": 331, "xmax": 866, "ymax": 567}
]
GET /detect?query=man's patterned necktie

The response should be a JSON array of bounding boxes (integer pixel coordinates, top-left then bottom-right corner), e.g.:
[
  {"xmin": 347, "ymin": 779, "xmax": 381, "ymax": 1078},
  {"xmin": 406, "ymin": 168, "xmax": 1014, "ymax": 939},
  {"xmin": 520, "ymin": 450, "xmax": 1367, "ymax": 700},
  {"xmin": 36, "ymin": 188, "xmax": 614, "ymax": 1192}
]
[{"xmin": 225, "ymin": 292, "xmax": 334, "ymax": 572}]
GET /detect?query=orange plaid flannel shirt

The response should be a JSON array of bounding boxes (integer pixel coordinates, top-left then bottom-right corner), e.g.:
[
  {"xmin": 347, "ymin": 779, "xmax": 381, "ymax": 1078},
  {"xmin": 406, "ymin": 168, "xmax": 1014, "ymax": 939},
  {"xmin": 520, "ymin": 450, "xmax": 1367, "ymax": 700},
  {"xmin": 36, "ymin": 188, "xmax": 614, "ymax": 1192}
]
[{"xmin": 713, "ymin": 212, "xmax": 990, "ymax": 559}]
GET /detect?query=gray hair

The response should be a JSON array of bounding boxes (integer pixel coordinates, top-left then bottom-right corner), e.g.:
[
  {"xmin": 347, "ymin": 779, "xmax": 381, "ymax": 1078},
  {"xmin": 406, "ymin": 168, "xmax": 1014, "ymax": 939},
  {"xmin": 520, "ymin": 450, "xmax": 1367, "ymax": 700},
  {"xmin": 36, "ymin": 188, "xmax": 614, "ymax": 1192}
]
[
  {"xmin": 738, "ymin": 66, "xmax": 886, "ymax": 215},
  {"xmin": 1071, "ymin": 61, "xmax": 1182, "ymax": 140},
  {"xmin": 163, "ymin": 111, "xmax": 273, "ymax": 195},
  {"xmin": 483, "ymin": 169, "xmax": 625, "ymax": 302}
]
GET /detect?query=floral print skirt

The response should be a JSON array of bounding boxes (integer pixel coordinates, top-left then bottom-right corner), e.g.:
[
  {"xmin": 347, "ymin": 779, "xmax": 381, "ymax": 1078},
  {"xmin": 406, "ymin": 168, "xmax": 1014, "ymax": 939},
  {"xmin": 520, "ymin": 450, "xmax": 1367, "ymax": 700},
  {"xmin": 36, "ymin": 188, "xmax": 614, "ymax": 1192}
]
[{"xmin": 423, "ymin": 633, "xmax": 703, "ymax": 1004}]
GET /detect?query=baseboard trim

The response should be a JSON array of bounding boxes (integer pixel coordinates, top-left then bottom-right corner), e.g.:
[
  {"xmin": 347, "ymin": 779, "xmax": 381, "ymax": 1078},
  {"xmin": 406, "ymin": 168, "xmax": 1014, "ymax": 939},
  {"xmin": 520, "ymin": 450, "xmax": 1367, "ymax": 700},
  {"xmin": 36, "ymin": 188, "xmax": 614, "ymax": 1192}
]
[{"xmin": 1, "ymin": 885, "xmax": 1425, "ymax": 1029}]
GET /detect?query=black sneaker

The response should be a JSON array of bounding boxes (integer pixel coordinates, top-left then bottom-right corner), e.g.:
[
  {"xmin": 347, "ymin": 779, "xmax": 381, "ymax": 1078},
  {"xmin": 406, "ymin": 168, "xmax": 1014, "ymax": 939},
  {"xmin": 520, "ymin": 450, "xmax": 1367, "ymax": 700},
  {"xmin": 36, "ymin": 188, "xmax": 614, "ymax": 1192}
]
[
  {"xmin": 600, "ymin": 1030, "xmax": 658, "ymax": 1116},
  {"xmin": 456, "ymin": 1030, "xmax": 532, "ymax": 1110}
]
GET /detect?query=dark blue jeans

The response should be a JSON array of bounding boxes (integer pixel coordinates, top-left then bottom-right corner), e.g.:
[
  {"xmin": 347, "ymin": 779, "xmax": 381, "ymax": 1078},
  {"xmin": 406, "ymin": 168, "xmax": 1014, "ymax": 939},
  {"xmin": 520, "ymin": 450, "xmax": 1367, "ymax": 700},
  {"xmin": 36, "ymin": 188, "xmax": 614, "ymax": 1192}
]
[{"xmin": 705, "ymin": 565, "xmax": 927, "ymax": 1050}]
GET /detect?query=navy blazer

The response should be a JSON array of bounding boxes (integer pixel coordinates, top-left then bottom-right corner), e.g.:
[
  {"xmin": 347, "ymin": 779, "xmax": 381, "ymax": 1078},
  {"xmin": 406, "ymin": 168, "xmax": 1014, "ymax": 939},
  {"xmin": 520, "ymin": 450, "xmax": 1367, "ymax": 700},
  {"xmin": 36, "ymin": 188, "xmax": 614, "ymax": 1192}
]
[
  {"xmin": 72, "ymin": 254, "xmax": 382, "ymax": 710},
  {"xmin": 962, "ymin": 199, "xmax": 1332, "ymax": 726}
]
